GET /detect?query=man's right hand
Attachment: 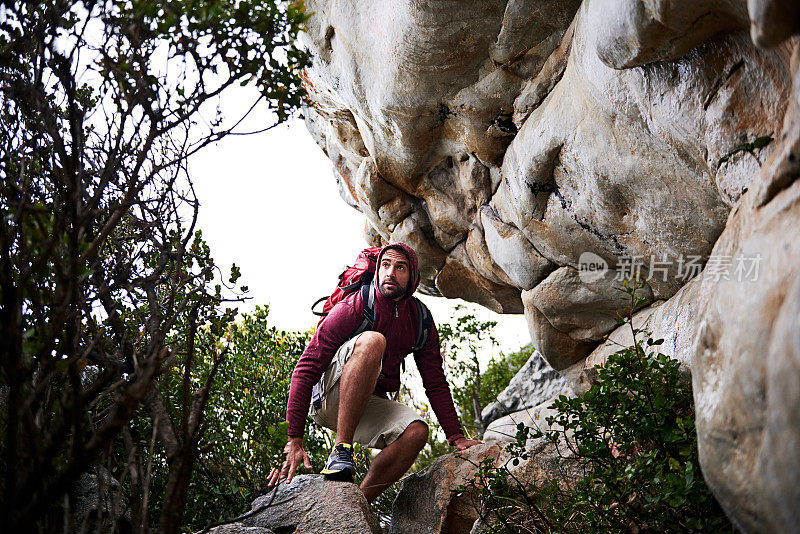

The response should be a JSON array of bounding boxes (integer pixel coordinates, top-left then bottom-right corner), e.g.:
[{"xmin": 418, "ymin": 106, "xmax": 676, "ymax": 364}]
[{"xmin": 268, "ymin": 437, "xmax": 311, "ymax": 487}]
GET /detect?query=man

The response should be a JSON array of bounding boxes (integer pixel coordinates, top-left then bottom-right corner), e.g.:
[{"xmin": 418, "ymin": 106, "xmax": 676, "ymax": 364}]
[{"xmin": 268, "ymin": 243, "xmax": 480, "ymax": 502}]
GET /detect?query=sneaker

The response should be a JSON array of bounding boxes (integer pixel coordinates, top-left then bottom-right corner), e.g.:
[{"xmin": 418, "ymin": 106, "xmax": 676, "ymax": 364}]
[{"xmin": 321, "ymin": 443, "xmax": 355, "ymax": 482}]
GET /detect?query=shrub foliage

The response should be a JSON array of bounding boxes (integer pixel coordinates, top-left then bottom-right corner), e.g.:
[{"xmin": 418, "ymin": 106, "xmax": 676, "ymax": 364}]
[
  {"xmin": 0, "ymin": 0, "xmax": 309, "ymax": 531},
  {"xmin": 464, "ymin": 282, "xmax": 734, "ymax": 533}
]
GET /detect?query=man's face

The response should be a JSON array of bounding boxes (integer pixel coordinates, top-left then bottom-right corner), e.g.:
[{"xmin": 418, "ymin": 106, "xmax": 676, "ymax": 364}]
[{"xmin": 378, "ymin": 248, "xmax": 411, "ymax": 300}]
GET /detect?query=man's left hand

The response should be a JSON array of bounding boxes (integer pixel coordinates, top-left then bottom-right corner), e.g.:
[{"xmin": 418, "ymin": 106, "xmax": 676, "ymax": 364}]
[{"xmin": 453, "ymin": 437, "xmax": 482, "ymax": 450}]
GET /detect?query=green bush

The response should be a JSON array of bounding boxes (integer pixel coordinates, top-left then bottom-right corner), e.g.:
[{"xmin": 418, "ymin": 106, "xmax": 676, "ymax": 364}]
[{"xmin": 462, "ymin": 282, "xmax": 734, "ymax": 533}]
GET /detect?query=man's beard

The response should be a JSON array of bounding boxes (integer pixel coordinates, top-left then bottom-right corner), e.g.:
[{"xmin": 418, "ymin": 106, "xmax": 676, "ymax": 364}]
[{"xmin": 379, "ymin": 281, "xmax": 406, "ymax": 299}]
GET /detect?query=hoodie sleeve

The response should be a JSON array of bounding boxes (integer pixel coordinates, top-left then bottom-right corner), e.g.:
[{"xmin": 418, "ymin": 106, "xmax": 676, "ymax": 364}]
[
  {"xmin": 286, "ymin": 295, "xmax": 363, "ymax": 439},
  {"xmin": 413, "ymin": 321, "xmax": 465, "ymax": 444}
]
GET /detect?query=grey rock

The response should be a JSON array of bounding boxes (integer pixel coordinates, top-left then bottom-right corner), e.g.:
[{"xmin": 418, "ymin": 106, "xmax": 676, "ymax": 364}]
[
  {"xmin": 302, "ymin": 0, "xmax": 791, "ymax": 371},
  {"xmin": 390, "ymin": 443, "xmax": 501, "ymax": 534},
  {"xmin": 70, "ymin": 467, "xmax": 130, "ymax": 533},
  {"xmin": 436, "ymin": 243, "xmax": 523, "ymax": 314},
  {"xmin": 242, "ymin": 475, "xmax": 381, "ymax": 534},
  {"xmin": 204, "ymin": 526, "xmax": 274, "ymax": 534},
  {"xmin": 481, "ymin": 349, "xmax": 568, "ymax": 428},
  {"xmin": 483, "ymin": 397, "xmax": 565, "ymax": 446}
]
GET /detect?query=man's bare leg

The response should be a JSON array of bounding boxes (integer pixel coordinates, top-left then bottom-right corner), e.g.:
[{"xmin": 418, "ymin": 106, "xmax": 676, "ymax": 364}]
[
  {"xmin": 335, "ymin": 331, "xmax": 385, "ymax": 445},
  {"xmin": 360, "ymin": 421, "xmax": 428, "ymax": 502}
]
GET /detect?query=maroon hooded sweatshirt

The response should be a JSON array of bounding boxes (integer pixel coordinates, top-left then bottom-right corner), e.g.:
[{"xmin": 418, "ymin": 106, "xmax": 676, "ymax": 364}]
[{"xmin": 285, "ymin": 243, "xmax": 465, "ymax": 444}]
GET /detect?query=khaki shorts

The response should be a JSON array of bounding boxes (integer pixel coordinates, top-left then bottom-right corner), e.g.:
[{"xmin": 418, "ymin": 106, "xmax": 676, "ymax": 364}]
[{"xmin": 309, "ymin": 333, "xmax": 425, "ymax": 449}]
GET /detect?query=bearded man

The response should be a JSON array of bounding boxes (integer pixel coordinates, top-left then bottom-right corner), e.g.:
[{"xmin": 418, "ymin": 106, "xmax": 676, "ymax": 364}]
[{"xmin": 269, "ymin": 243, "xmax": 479, "ymax": 502}]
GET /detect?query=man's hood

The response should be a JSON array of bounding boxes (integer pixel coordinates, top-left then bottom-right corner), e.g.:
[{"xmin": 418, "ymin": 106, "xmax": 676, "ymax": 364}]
[{"xmin": 374, "ymin": 242, "xmax": 420, "ymax": 300}]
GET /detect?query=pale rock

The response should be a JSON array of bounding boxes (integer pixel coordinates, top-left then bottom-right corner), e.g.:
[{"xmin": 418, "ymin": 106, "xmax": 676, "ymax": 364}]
[
  {"xmin": 521, "ymin": 289, "xmax": 595, "ymax": 371},
  {"xmin": 561, "ymin": 286, "xmax": 700, "ymax": 393},
  {"xmin": 592, "ymin": 0, "xmax": 749, "ymax": 69},
  {"xmin": 363, "ymin": 220, "xmax": 384, "ymax": 248},
  {"xmin": 351, "ymin": 158, "xmax": 409, "ymax": 237},
  {"xmin": 530, "ymin": 266, "xmax": 653, "ymax": 343},
  {"xmin": 391, "ymin": 210, "xmax": 448, "ymax": 293},
  {"xmin": 558, "ymin": 39, "xmax": 800, "ymax": 532},
  {"xmin": 417, "ymin": 155, "xmax": 492, "ymax": 251},
  {"xmin": 490, "ymin": 0, "xmax": 581, "ymax": 68},
  {"xmin": 436, "ymin": 243, "xmax": 523, "ymax": 313},
  {"xmin": 513, "ymin": 19, "xmax": 575, "ymax": 126},
  {"xmin": 464, "ymin": 223, "xmax": 517, "ymax": 287},
  {"xmin": 479, "ymin": 206, "xmax": 554, "ymax": 290},
  {"xmin": 691, "ymin": 184, "xmax": 800, "ymax": 533},
  {"xmin": 303, "ymin": 0, "xmax": 792, "ymax": 369},
  {"xmin": 483, "ymin": 397, "xmax": 565, "ymax": 446},
  {"xmin": 748, "ymin": 0, "xmax": 800, "ymax": 47},
  {"xmin": 300, "ymin": 0, "xmax": 511, "ymax": 185},
  {"xmin": 690, "ymin": 44, "xmax": 800, "ymax": 528}
]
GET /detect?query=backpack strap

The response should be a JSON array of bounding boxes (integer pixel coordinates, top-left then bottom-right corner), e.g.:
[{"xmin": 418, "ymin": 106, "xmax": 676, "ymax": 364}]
[
  {"xmin": 313, "ymin": 277, "xmax": 376, "ymax": 411},
  {"xmin": 412, "ymin": 297, "xmax": 433, "ymax": 353},
  {"xmin": 353, "ymin": 275, "xmax": 376, "ymax": 337},
  {"xmin": 311, "ymin": 296, "xmax": 328, "ymax": 316}
]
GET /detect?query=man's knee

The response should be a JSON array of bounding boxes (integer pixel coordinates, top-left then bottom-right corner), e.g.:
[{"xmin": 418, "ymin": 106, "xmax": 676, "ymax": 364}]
[
  {"xmin": 352, "ymin": 331, "xmax": 386, "ymax": 364},
  {"xmin": 403, "ymin": 421, "xmax": 429, "ymax": 451}
]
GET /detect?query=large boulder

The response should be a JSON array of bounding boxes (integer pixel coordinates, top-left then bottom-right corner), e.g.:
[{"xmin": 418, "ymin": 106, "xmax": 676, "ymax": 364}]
[
  {"xmin": 689, "ymin": 46, "xmax": 800, "ymax": 531},
  {"xmin": 301, "ymin": 0, "xmax": 792, "ymax": 369},
  {"xmin": 558, "ymin": 35, "xmax": 800, "ymax": 532},
  {"xmin": 483, "ymin": 396, "xmax": 566, "ymax": 447},
  {"xmin": 480, "ymin": 349, "xmax": 568, "ymax": 427},
  {"xmin": 389, "ymin": 443, "xmax": 501, "ymax": 534},
  {"xmin": 241, "ymin": 475, "xmax": 381, "ymax": 534}
]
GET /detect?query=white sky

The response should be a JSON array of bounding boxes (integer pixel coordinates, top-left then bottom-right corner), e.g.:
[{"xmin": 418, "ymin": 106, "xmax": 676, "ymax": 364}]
[{"xmin": 189, "ymin": 86, "xmax": 530, "ymax": 358}]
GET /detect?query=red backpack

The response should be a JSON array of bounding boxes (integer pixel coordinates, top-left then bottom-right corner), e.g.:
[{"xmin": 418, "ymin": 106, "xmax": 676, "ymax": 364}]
[{"xmin": 311, "ymin": 247, "xmax": 381, "ymax": 324}]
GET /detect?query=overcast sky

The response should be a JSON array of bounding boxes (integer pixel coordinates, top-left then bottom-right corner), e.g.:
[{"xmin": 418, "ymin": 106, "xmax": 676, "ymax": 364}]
[{"xmin": 188, "ymin": 86, "xmax": 530, "ymax": 358}]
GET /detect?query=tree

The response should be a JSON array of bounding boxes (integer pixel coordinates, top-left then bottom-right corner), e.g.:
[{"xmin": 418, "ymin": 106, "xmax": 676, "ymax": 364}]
[
  {"xmin": 438, "ymin": 305, "xmax": 498, "ymax": 435},
  {"xmin": 0, "ymin": 1, "xmax": 309, "ymax": 531},
  {"xmin": 152, "ymin": 305, "xmax": 330, "ymax": 531}
]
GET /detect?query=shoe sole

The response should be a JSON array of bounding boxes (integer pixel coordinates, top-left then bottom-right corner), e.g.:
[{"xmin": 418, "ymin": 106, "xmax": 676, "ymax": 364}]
[{"xmin": 321, "ymin": 468, "xmax": 354, "ymax": 483}]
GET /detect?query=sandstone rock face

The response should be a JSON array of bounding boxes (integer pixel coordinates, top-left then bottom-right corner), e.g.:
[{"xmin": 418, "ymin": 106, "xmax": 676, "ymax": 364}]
[
  {"xmin": 689, "ymin": 49, "xmax": 800, "ymax": 530},
  {"xmin": 480, "ymin": 349, "xmax": 568, "ymax": 427},
  {"xmin": 302, "ymin": 0, "xmax": 800, "ymax": 531},
  {"xmin": 483, "ymin": 400, "xmax": 564, "ymax": 447},
  {"xmin": 241, "ymin": 475, "xmax": 381, "ymax": 534},
  {"xmin": 560, "ymin": 35, "xmax": 800, "ymax": 532},
  {"xmin": 302, "ymin": 0, "xmax": 792, "ymax": 369},
  {"xmin": 390, "ymin": 443, "xmax": 501, "ymax": 534}
]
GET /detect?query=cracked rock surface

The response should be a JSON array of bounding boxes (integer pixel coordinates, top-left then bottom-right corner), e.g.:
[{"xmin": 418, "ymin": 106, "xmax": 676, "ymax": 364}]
[{"xmin": 301, "ymin": 0, "xmax": 792, "ymax": 372}]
